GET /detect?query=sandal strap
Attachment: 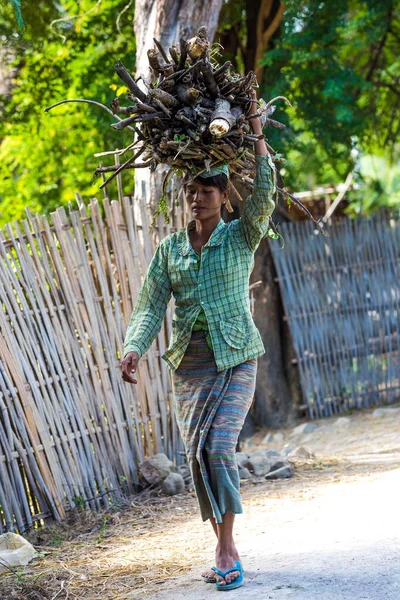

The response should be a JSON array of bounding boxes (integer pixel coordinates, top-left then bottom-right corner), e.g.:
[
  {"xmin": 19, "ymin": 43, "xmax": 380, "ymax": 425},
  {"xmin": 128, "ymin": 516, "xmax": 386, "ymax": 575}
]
[{"xmin": 211, "ymin": 564, "xmax": 240, "ymax": 578}]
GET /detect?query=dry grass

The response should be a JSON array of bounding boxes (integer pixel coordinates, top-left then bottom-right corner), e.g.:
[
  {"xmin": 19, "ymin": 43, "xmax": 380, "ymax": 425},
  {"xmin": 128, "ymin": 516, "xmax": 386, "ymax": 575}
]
[
  {"xmin": 0, "ymin": 490, "xmax": 200, "ymax": 600},
  {"xmin": 1, "ymin": 453, "xmax": 398, "ymax": 600}
]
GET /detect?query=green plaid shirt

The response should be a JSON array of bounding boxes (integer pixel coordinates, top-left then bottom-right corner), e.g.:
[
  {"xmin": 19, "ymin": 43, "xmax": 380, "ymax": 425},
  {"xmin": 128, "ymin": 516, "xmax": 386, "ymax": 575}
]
[{"xmin": 123, "ymin": 154, "xmax": 276, "ymax": 371}]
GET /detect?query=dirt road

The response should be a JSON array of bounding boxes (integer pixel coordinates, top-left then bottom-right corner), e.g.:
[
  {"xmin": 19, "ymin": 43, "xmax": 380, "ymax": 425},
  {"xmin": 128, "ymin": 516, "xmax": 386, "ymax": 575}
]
[
  {"xmin": 145, "ymin": 467, "xmax": 400, "ymax": 600},
  {"xmin": 145, "ymin": 408, "xmax": 400, "ymax": 600}
]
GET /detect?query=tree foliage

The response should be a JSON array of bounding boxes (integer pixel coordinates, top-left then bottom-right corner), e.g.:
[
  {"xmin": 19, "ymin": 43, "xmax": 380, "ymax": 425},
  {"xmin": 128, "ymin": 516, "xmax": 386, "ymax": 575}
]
[
  {"xmin": 266, "ymin": 2, "xmax": 398, "ymax": 184},
  {"xmin": 217, "ymin": 0, "xmax": 400, "ymax": 214},
  {"xmin": 0, "ymin": 0, "xmax": 135, "ymax": 225},
  {"xmin": 1, "ymin": 0, "xmax": 399, "ymax": 227}
]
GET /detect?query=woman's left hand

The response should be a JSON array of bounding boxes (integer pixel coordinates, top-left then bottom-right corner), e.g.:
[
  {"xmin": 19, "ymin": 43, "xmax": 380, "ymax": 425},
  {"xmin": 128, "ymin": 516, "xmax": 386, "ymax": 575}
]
[
  {"xmin": 247, "ymin": 90, "xmax": 267, "ymax": 156},
  {"xmin": 248, "ymin": 90, "xmax": 262, "ymax": 135}
]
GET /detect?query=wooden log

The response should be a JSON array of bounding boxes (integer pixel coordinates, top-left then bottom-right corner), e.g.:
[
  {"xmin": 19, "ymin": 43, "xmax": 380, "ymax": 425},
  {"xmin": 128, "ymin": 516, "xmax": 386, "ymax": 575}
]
[
  {"xmin": 213, "ymin": 61, "xmax": 232, "ymax": 79},
  {"xmin": 217, "ymin": 142, "xmax": 236, "ymax": 158},
  {"xmin": 112, "ymin": 112, "xmax": 166, "ymax": 128},
  {"xmin": 110, "ymin": 98, "xmax": 136, "ymax": 115},
  {"xmin": 169, "ymin": 45, "xmax": 179, "ymax": 64},
  {"xmin": 200, "ymin": 58, "xmax": 219, "ymax": 98},
  {"xmin": 176, "ymin": 85, "xmax": 201, "ymax": 106},
  {"xmin": 111, "ymin": 114, "xmax": 142, "ymax": 129},
  {"xmin": 187, "ymin": 27, "xmax": 210, "ymax": 60},
  {"xmin": 153, "ymin": 37, "xmax": 171, "ymax": 65},
  {"xmin": 209, "ymin": 98, "xmax": 236, "ymax": 137},
  {"xmin": 219, "ymin": 76, "xmax": 247, "ymax": 95},
  {"xmin": 149, "ymin": 88, "xmax": 180, "ymax": 108},
  {"xmin": 178, "ymin": 37, "xmax": 188, "ymax": 70},
  {"xmin": 115, "ymin": 60, "xmax": 147, "ymax": 102},
  {"xmin": 265, "ymin": 117, "xmax": 286, "ymax": 129},
  {"xmin": 147, "ymin": 49, "xmax": 173, "ymax": 75}
]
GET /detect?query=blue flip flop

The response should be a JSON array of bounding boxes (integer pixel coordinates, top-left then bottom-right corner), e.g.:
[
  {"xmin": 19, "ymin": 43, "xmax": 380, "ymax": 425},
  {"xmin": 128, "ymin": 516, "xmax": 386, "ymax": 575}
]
[{"xmin": 212, "ymin": 560, "xmax": 244, "ymax": 591}]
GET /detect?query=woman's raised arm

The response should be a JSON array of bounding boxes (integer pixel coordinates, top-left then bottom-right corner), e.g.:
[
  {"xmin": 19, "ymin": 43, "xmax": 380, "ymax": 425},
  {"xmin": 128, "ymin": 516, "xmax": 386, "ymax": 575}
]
[{"xmin": 238, "ymin": 92, "xmax": 276, "ymax": 253}]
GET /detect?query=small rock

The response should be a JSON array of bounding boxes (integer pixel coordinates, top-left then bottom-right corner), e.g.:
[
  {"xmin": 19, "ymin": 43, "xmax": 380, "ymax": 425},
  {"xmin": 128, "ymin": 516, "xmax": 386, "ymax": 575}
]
[
  {"xmin": 241, "ymin": 439, "xmax": 256, "ymax": 453},
  {"xmin": 140, "ymin": 453, "xmax": 174, "ymax": 485},
  {"xmin": 247, "ymin": 449, "xmax": 266, "ymax": 458},
  {"xmin": 282, "ymin": 444, "xmax": 296, "ymax": 456},
  {"xmin": 272, "ymin": 432, "xmax": 285, "ymax": 442},
  {"xmin": 287, "ymin": 446, "xmax": 313, "ymax": 460},
  {"xmin": 176, "ymin": 464, "xmax": 191, "ymax": 481},
  {"xmin": 235, "ymin": 452, "xmax": 249, "ymax": 468},
  {"xmin": 372, "ymin": 407, "xmax": 400, "ymax": 417},
  {"xmin": 176, "ymin": 464, "xmax": 193, "ymax": 490},
  {"xmin": 162, "ymin": 472, "xmax": 186, "ymax": 496},
  {"xmin": 176, "ymin": 463, "xmax": 190, "ymax": 476},
  {"xmin": 265, "ymin": 450, "xmax": 290, "ymax": 471},
  {"xmin": 262, "ymin": 432, "xmax": 273, "ymax": 444},
  {"xmin": 332, "ymin": 417, "xmax": 351, "ymax": 428},
  {"xmin": 245, "ymin": 453, "xmax": 270, "ymax": 476},
  {"xmin": 265, "ymin": 448, "xmax": 282, "ymax": 458},
  {"xmin": 239, "ymin": 466, "xmax": 252, "ymax": 480},
  {"xmin": 292, "ymin": 422, "xmax": 317, "ymax": 436},
  {"xmin": 265, "ymin": 465, "xmax": 294, "ymax": 479}
]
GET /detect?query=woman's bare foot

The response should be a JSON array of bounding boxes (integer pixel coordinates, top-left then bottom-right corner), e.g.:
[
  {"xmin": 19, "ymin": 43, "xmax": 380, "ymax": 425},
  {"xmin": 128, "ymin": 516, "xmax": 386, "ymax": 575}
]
[
  {"xmin": 201, "ymin": 567, "xmax": 216, "ymax": 581},
  {"xmin": 201, "ymin": 541, "xmax": 240, "ymax": 582},
  {"xmin": 213, "ymin": 542, "xmax": 240, "ymax": 586}
]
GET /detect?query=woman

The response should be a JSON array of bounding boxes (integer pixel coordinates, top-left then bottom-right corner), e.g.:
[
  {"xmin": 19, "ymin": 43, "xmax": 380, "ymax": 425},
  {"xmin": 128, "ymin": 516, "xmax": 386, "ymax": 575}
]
[{"xmin": 121, "ymin": 95, "xmax": 275, "ymax": 591}]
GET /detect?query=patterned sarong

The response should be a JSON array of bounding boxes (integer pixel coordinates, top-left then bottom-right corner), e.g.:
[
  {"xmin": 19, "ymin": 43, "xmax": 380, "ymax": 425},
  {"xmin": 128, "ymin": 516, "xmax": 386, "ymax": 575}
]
[{"xmin": 171, "ymin": 330, "xmax": 257, "ymax": 523}]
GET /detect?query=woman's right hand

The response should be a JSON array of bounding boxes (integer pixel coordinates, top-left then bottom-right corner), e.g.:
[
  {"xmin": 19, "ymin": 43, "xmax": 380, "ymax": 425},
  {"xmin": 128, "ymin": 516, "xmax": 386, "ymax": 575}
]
[{"xmin": 120, "ymin": 351, "xmax": 139, "ymax": 384}]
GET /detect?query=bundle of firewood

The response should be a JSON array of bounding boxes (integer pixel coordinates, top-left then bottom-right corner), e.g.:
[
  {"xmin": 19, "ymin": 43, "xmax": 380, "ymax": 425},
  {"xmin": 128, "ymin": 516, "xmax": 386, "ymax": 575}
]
[
  {"xmin": 45, "ymin": 26, "xmax": 320, "ymax": 230},
  {"xmin": 101, "ymin": 27, "xmax": 285, "ymax": 186}
]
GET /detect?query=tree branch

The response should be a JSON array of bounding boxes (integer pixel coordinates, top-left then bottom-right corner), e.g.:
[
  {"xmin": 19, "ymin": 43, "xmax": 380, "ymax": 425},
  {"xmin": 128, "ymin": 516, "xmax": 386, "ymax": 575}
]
[
  {"xmin": 44, "ymin": 98, "xmax": 138, "ymax": 133},
  {"xmin": 365, "ymin": 6, "xmax": 392, "ymax": 82}
]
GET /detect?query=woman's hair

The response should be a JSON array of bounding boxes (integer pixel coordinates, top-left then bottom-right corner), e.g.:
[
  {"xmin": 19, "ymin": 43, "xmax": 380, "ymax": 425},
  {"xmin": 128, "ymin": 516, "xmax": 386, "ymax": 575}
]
[{"xmin": 182, "ymin": 172, "xmax": 229, "ymax": 193}]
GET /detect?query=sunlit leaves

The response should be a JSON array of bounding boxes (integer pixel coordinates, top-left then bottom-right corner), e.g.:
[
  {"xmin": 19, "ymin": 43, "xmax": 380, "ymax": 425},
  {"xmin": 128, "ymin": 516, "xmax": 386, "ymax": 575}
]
[
  {"xmin": 259, "ymin": 0, "xmax": 399, "ymax": 213},
  {"xmin": 0, "ymin": 0, "xmax": 135, "ymax": 226}
]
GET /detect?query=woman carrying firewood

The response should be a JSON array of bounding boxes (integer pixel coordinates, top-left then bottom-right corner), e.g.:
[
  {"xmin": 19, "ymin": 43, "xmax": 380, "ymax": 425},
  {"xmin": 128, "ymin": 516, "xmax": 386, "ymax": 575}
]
[{"xmin": 121, "ymin": 91, "xmax": 275, "ymax": 591}]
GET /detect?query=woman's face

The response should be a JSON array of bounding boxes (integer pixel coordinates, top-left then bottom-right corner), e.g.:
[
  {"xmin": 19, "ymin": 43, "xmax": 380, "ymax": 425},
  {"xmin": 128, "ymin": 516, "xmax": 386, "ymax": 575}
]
[{"xmin": 184, "ymin": 180, "xmax": 228, "ymax": 219}]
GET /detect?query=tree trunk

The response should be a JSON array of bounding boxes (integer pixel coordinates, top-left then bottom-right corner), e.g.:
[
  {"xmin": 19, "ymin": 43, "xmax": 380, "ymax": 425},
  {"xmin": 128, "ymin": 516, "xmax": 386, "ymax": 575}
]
[
  {"xmin": 245, "ymin": 0, "xmax": 285, "ymax": 81},
  {"xmin": 251, "ymin": 239, "xmax": 296, "ymax": 428},
  {"xmin": 246, "ymin": 0, "xmax": 302, "ymax": 429},
  {"xmin": 134, "ymin": 1, "xmax": 223, "ymax": 76},
  {"xmin": 133, "ymin": 0, "xmax": 225, "ymax": 221}
]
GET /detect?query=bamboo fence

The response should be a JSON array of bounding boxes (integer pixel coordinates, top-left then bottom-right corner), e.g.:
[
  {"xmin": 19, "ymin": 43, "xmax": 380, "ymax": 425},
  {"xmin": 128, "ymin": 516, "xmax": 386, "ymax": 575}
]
[
  {"xmin": 270, "ymin": 214, "xmax": 400, "ymax": 418},
  {"xmin": 0, "ymin": 159, "xmax": 196, "ymax": 533}
]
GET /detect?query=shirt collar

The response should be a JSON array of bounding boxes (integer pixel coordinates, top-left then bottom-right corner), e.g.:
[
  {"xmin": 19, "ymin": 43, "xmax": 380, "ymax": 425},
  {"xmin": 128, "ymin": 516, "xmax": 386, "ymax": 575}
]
[{"xmin": 177, "ymin": 218, "xmax": 227, "ymax": 256}]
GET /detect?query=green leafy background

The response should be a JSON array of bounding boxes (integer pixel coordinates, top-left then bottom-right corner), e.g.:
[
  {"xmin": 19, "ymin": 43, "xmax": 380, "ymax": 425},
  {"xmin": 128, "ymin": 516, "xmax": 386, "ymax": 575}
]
[{"xmin": 1, "ymin": 0, "xmax": 399, "ymax": 226}]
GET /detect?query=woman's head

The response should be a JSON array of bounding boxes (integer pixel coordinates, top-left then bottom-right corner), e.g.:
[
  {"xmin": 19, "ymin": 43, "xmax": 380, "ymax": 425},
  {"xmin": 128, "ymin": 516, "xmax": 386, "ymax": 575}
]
[{"xmin": 183, "ymin": 172, "xmax": 230, "ymax": 220}]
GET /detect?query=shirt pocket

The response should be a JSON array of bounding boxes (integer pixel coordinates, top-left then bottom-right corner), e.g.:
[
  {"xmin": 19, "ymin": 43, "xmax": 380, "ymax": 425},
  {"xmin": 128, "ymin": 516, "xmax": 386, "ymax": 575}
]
[{"xmin": 219, "ymin": 313, "xmax": 251, "ymax": 349}]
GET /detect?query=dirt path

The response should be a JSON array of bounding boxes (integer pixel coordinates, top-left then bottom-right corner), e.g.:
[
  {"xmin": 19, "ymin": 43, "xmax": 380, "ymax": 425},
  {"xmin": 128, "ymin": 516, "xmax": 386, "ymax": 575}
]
[
  {"xmin": 2, "ymin": 406, "xmax": 399, "ymax": 600},
  {"xmin": 144, "ymin": 406, "xmax": 400, "ymax": 600},
  {"xmin": 145, "ymin": 468, "xmax": 400, "ymax": 600}
]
